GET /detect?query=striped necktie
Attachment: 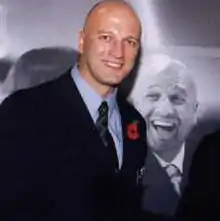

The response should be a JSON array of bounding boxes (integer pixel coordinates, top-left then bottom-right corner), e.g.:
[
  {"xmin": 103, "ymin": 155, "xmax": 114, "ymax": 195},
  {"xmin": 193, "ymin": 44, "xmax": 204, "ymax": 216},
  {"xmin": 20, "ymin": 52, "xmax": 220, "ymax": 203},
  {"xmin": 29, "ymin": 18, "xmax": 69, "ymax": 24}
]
[
  {"xmin": 165, "ymin": 164, "xmax": 182, "ymax": 195},
  {"xmin": 96, "ymin": 101, "xmax": 118, "ymax": 170}
]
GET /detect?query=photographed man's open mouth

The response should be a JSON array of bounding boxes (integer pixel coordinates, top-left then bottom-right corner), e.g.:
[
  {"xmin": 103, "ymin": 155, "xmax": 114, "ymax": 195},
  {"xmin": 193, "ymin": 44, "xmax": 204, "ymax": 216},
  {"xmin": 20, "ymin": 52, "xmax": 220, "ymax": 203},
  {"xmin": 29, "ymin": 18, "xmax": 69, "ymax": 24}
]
[
  {"xmin": 152, "ymin": 120, "xmax": 176, "ymax": 132},
  {"xmin": 149, "ymin": 119, "xmax": 178, "ymax": 140}
]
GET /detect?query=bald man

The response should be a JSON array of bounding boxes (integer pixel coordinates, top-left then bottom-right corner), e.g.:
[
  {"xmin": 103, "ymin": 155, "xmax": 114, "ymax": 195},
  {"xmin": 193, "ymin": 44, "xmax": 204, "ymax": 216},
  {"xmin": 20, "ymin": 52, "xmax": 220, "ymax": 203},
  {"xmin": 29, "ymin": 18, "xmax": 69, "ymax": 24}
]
[
  {"xmin": 130, "ymin": 56, "xmax": 199, "ymax": 218},
  {"xmin": 0, "ymin": 1, "xmax": 147, "ymax": 221}
]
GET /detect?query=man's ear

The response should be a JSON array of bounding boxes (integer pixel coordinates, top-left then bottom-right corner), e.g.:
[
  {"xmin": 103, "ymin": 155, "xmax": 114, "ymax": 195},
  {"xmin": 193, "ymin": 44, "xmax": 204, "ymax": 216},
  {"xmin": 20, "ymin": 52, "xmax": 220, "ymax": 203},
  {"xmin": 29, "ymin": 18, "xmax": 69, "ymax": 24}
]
[
  {"xmin": 193, "ymin": 101, "xmax": 199, "ymax": 124},
  {"xmin": 78, "ymin": 30, "xmax": 85, "ymax": 54},
  {"xmin": 194, "ymin": 101, "xmax": 199, "ymax": 113}
]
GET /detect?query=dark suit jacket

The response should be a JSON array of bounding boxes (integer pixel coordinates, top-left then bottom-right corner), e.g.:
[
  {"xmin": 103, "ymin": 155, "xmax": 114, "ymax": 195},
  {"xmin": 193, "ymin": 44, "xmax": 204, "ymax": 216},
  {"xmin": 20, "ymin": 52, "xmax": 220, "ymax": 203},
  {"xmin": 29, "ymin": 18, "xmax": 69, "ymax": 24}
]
[
  {"xmin": 175, "ymin": 130, "xmax": 220, "ymax": 221},
  {"xmin": 0, "ymin": 69, "xmax": 147, "ymax": 221},
  {"xmin": 141, "ymin": 134, "xmax": 199, "ymax": 218}
]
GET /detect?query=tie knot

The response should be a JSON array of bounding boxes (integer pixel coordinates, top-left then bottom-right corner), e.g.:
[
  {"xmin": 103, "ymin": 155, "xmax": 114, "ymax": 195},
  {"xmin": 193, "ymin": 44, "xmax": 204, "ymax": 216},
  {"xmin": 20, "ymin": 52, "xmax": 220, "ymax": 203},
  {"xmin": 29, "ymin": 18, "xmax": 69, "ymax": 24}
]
[
  {"xmin": 98, "ymin": 101, "xmax": 109, "ymax": 117},
  {"xmin": 165, "ymin": 164, "xmax": 182, "ymax": 179}
]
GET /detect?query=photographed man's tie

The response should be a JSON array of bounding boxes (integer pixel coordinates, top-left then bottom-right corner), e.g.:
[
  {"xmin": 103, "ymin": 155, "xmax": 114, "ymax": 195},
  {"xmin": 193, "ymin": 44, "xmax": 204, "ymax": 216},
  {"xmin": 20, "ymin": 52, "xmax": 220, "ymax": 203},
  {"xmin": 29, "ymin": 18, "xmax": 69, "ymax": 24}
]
[{"xmin": 165, "ymin": 164, "xmax": 182, "ymax": 195}]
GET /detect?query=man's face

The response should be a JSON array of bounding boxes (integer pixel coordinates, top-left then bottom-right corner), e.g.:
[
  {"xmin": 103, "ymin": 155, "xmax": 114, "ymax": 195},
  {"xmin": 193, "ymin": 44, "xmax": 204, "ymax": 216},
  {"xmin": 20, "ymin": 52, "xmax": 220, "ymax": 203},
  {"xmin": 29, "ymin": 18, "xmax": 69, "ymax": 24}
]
[
  {"xmin": 78, "ymin": 3, "xmax": 141, "ymax": 95},
  {"xmin": 139, "ymin": 68, "xmax": 198, "ymax": 153}
]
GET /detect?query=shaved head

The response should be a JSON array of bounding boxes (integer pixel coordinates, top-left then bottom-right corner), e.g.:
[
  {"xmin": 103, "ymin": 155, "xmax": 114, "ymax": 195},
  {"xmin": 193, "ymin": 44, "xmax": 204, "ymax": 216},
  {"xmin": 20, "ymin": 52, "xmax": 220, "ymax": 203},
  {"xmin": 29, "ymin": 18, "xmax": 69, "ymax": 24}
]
[
  {"xmin": 144, "ymin": 60, "xmax": 197, "ymax": 103},
  {"xmin": 132, "ymin": 57, "xmax": 197, "ymax": 106},
  {"xmin": 78, "ymin": 0, "xmax": 141, "ymax": 96},
  {"xmin": 83, "ymin": 0, "xmax": 141, "ymax": 33}
]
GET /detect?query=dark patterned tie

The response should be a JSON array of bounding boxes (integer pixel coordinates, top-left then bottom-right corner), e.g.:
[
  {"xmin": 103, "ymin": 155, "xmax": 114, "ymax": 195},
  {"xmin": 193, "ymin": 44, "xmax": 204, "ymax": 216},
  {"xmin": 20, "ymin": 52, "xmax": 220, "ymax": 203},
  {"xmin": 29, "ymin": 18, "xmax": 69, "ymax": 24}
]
[{"xmin": 96, "ymin": 101, "xmax": 119, "ymax": 170}]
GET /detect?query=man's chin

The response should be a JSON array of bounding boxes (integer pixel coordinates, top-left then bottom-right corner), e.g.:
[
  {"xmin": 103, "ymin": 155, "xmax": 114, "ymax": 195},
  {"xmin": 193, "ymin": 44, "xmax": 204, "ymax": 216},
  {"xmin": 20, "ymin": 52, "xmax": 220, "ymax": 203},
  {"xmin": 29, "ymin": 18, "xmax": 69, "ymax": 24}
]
[
  {"xmin": 103, "ymin": 79, "xmax": 122, "ymax": 89},
  {"xmin": 148, "ymin": 126, "xmax": 177, "ymax": 143},
  {"xmin": 148, "ymin": 136, "xmax": 178, "ymax": 152}
]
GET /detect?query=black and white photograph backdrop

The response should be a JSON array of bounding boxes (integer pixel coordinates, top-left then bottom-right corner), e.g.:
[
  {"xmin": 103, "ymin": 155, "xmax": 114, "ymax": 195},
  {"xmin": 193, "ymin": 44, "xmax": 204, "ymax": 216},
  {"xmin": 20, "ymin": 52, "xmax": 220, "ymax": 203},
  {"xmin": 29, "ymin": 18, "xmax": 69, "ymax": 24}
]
[{"xmin": 1, "ymin": 0, "xmax": 220, "ymax": 123}]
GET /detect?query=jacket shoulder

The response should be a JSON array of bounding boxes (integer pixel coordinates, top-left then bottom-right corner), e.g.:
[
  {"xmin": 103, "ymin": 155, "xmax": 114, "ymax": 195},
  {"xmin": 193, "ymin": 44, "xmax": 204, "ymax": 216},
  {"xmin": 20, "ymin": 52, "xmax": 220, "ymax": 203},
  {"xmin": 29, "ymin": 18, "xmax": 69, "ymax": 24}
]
[
  {"xmin": 189, "ymin": 130, "xmax": 220, "ymax": 178},
  {"xmin": 196, "ymin": 130, "xmax": 220, "ymax": 154},
  {"xmin": 0, "ymin": 71, "xmax": 72, "ymax": 132},
  {"xmin": 1, "ymin": 70, "xmax": 71, "ymax": 111}
]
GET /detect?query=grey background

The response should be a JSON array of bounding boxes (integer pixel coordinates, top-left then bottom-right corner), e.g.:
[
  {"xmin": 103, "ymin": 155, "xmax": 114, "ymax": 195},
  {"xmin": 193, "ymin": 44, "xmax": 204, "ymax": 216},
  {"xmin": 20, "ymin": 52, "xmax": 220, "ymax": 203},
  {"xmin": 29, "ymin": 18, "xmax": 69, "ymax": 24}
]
[{"xmin": 0, "ymin": 0, "xmax": 220, "ymax": 123}]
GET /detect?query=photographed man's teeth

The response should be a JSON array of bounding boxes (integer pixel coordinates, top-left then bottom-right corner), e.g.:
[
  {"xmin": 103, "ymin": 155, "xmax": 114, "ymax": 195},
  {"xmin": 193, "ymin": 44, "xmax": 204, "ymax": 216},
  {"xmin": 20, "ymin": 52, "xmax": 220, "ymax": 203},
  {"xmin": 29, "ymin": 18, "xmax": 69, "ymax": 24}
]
[
  {"xmin": 153, "ymin": 121, "xmax": 174, "ymax": 127},
  {"xmin": 152, "ymin": 121, "xmax": 175, "ymax": 130}
]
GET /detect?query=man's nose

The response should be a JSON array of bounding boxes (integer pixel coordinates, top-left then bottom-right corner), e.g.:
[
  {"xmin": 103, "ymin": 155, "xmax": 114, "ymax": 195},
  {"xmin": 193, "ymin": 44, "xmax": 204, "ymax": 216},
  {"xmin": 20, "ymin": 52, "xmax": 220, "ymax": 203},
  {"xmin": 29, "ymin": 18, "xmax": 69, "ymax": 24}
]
[
  {"xmin": 110, "ymin": 40, "xmax": 124, "ymax": 58},
  {"xmin": 156, "ymin": 98, "xmax": 175, "ymax": 116}
]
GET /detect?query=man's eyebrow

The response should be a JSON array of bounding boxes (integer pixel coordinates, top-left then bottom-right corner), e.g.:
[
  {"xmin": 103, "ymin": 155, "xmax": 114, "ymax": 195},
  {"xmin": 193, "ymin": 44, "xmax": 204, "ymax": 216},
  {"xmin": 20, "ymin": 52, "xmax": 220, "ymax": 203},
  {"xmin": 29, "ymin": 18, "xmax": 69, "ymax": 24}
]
[
  {"xmin": 97, "ymin": 30, "xmax": 113, "ymax": 35},
  {"xmin": 172, "ymin": 86, "xmax": 188, "ymax": 96},
  {"xmin": 125, "ymin": 36, "xmax": 140, "ymax": 42},
  {"xmin": 96, "ymin": 30, "xmax": 139, "ymax": 42},
  {"xmin": 146, "ymin": 85, "xmax": 160, "ymax": 89}
]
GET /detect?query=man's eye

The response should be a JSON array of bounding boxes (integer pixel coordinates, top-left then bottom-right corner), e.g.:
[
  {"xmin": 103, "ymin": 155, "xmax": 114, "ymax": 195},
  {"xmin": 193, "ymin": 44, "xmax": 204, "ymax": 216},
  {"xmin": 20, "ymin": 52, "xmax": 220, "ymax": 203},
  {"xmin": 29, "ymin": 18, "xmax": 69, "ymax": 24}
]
[
  {"xmin": 126, "ymin": 39, "xmax": 137, "ymax": 47},
  {"xmin": 170, "ymin": 95, "xmax": 186, "ymax": 105},
  {"xmin": 99, "ymin": 35, "xmax": 111, "ymax": 41},
  {"xmin": 146, "ymin": 93, "xmax": 160, "ymax": 102}
]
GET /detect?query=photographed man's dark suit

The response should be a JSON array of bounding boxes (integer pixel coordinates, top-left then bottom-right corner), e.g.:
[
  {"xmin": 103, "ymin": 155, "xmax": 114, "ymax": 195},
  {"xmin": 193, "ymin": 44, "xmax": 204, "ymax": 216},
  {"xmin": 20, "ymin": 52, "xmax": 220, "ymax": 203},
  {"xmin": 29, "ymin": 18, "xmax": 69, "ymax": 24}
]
[
  {"xmin": 0, "ymin": 69, "xmax": 147, "ymax": 221},
  {"xmin": 141, "ymin": 134, "xmax": 199, "ymax": 218},
  {"xmin": 175, "ymin": 130, "xmax": 220, "ymax": 221}
]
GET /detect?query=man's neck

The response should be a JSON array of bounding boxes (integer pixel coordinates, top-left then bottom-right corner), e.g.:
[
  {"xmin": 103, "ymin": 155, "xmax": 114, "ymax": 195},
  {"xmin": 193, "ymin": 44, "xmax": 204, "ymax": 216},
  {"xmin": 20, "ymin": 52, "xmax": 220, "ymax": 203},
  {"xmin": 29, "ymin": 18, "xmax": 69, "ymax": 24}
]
[
  {"xmin": 154, "ymin": 143, "xmax": 183, "ymax": 163},
  {"xmin": 78, "ymin": 66, "xmax": 116, "ymax": 97}
]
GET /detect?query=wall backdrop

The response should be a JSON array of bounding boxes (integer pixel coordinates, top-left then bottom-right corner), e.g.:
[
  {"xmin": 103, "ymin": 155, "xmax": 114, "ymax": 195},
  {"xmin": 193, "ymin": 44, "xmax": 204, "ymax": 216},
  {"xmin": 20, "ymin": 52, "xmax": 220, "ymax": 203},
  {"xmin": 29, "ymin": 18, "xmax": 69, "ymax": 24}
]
[{"xmin": 1, "ymin": 0, "xmax": 220, "ymax": 125}]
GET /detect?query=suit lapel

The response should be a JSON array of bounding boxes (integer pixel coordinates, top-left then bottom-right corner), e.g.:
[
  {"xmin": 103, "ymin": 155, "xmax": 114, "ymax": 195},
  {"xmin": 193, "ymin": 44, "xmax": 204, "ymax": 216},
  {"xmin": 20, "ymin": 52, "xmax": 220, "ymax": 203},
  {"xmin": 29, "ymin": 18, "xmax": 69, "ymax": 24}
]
[
  {"xmin": 181, "ymin": 134, "xmax": 199, "ymax": 191},
  {"xmin": 117, "ymin": 100, "xmax": 132, "ymax": 171},
  {"xmin": 54, "ymin": 70, "xmax": 107, "ymax": 155},
  {"xmin": 181, "ymin": 143, "xmax": 190, "ymax": 191},
  {"xmin": 143, "ymin": 149, "xmax": 178, "ymax": 195},
  {"xmin": 142, "ymin": 149, "xmax": 180, "ymax": 215},
  {"xmin": 117, "ymin": 95, "xmax": 141, "ymax": 172},
  {"xmin": 56, "ymin": 70, "xmax": 95, "ymax": 132}
]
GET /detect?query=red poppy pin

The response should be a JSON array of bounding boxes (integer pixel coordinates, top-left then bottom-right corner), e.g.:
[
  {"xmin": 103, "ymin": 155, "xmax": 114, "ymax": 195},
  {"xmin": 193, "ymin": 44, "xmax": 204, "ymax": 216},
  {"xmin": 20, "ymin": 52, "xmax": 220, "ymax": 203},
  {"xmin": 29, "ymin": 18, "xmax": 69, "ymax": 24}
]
[{"xmin": 127, "ymin": 120, "xmax": 140, "ymax": 140}]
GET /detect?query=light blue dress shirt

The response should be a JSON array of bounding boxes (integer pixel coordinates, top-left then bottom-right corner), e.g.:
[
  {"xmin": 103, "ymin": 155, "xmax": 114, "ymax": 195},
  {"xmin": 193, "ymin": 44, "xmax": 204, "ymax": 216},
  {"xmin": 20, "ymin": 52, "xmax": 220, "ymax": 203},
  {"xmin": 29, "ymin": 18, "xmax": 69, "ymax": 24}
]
[{"xmin": 72, "ymin": 67, "xmax": 123, "ymax": 168}]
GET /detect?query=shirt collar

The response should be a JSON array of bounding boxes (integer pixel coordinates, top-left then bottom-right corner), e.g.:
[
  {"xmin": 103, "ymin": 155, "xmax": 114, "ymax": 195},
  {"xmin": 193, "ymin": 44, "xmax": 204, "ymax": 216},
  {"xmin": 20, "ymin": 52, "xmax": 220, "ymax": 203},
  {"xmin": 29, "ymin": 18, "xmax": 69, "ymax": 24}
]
[
  {"xmin": 153, "ymin": 143, "xmax": 185, "ymax": 174},
  {"xmin": 0, "ymin": 87, "xmax": 8, "ymax": 104},
  {"xmin": 71, "ymin": 66, "xmax": 117, "ymax": 121}
]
